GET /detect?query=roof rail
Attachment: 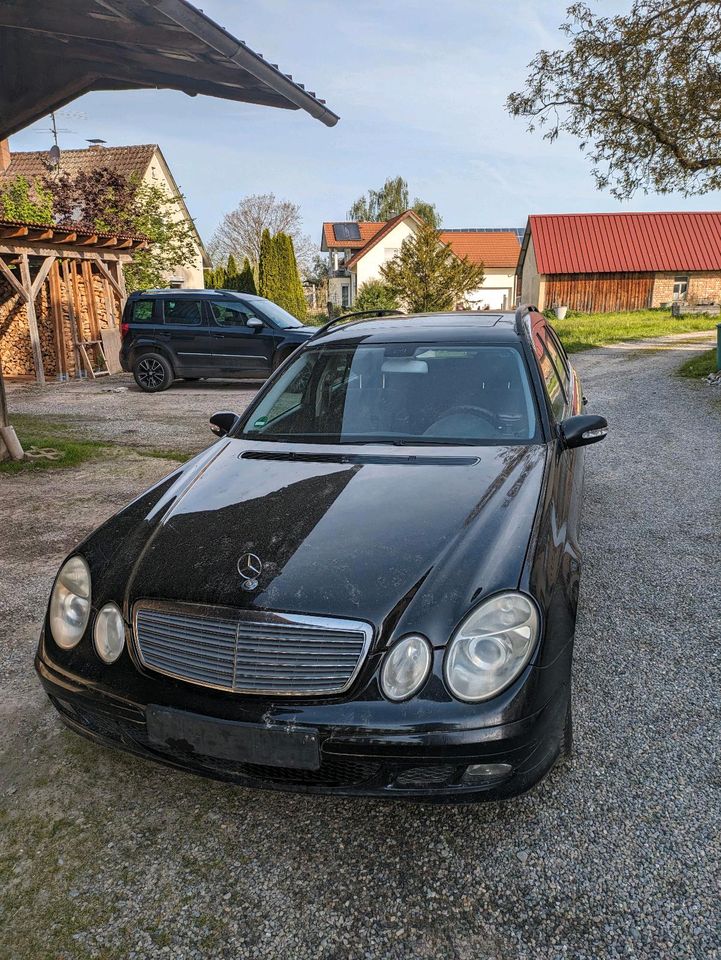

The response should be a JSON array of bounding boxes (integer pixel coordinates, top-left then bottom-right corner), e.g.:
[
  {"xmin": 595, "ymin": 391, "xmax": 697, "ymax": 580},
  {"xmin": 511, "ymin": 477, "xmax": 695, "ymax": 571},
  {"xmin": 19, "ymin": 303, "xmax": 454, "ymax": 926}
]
[
  {"xmin": 310, "ymin": 308, "xmax": 405, "ymax": 340},
  {"xmin": 514, "ymin": 304, "xmax": 539, "ymax": 336}
]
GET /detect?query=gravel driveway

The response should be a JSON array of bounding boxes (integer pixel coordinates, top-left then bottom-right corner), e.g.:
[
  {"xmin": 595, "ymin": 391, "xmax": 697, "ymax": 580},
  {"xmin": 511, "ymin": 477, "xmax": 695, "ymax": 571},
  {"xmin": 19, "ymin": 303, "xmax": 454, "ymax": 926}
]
[{"xmin": 1, "ymin": 335, "xmax": 719, "ymax": 960}]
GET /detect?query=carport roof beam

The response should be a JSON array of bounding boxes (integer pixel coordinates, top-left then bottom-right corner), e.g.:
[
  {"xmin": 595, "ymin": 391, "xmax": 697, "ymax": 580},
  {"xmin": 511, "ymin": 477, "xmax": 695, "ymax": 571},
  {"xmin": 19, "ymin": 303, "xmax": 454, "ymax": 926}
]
[{"xmin": 0, "ymin": 0, "xmax": 340, "ymax": 140}]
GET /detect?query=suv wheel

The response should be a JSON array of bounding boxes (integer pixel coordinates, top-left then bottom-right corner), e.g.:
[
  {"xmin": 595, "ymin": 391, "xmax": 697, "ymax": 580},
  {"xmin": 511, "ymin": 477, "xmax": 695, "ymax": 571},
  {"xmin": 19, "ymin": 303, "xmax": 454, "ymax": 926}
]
[{"xmin": 134, "ymin": 353, "xmax": 173, "ymax": 392}]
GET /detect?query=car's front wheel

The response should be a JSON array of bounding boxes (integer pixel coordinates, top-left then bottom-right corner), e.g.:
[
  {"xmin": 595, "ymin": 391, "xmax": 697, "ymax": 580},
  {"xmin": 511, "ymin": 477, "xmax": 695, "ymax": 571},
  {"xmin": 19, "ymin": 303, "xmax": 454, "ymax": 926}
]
[{"xmin": 133, "ymin": 353, "xmax": 173, "ymax": 392}]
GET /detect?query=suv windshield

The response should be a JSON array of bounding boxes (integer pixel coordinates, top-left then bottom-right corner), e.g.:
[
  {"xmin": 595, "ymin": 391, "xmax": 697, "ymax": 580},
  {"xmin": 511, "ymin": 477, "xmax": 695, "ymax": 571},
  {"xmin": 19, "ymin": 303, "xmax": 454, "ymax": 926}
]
[
  {"xmin": 240, "ymin": 343, "xmax": 539, "ymax": 445},
  {"xmin": 254, "ymin": 298, "xmax": 303, "ymax": 328}
]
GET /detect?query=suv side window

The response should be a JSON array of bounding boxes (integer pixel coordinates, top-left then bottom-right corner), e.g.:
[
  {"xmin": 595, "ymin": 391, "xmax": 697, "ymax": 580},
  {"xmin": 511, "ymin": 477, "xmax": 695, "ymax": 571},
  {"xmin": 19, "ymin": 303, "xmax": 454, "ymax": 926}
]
[
  {"xmin": 131, "ymin": 300, "xmax": 154, "ymax": 323},
  {"xmin": 209, "ymin": 300, "xmax": 258, "ymax": 327},
  {"xmin": 535, "ymin": 334, "xmax": 566, "ymax": 421},
  {"xmin": 162, "ymin": 299, "xmax": 204, "ymax": 326}
]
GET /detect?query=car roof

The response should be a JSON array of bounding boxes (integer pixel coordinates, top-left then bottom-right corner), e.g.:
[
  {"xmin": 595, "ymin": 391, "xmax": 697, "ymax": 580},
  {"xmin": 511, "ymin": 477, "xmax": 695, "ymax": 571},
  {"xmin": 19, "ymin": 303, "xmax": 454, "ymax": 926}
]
[
  {"xmin": 129, "ymin": 289, "xmax": 265, "ymax": 301},
  {"xmin": 312, "ymin": 312, "xmax": 523, "ymax": 345}
]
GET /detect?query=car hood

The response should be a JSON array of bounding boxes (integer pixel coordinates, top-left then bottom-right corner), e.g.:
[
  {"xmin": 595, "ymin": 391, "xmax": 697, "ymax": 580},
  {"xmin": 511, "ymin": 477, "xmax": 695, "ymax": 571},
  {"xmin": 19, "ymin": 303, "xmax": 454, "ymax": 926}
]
[{"xmin": 126, "ymin": 439, "xmax": 547, "ymax": 644}]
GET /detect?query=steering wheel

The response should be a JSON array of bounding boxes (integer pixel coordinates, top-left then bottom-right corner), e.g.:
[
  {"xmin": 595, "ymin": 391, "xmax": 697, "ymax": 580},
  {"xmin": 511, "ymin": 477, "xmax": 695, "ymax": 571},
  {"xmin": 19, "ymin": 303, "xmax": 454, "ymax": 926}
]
[{"xmin": 433, "ymin": 404, "xmax": 500, "ymax": 430}]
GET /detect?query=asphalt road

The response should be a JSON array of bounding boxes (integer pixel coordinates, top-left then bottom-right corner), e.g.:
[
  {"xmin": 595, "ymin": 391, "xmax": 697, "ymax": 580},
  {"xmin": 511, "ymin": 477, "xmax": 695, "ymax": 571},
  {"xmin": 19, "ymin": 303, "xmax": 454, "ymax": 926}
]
[{"xmin": 1, "ymin": 334, "xmax": 719, "ymax": 959}]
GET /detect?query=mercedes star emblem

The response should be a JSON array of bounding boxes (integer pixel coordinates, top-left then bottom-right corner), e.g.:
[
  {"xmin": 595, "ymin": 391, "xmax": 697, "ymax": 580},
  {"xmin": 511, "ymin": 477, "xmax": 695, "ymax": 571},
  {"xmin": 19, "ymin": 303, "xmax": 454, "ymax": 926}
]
[{"xmin": 237, "ymin": 552, "xmax": 263, "ymax": 591}]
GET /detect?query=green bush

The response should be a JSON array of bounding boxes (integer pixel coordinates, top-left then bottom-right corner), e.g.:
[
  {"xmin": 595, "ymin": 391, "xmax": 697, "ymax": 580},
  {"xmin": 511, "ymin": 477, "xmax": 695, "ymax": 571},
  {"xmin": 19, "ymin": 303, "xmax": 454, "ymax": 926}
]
[{"xmin": 353, "ymin": 280, "xmax": 399, "ymax": 313}]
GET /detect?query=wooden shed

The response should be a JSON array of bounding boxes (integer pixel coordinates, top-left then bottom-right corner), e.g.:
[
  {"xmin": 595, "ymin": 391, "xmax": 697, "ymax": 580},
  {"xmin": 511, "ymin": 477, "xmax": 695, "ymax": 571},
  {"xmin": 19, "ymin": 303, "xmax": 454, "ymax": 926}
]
[
  {"xmin": 516, "ymin": 212, "xmax": 721, "ymax": 313},
  {"xmin": 0, "ymin": 219, "xmax": 145, "ymax": 383}
]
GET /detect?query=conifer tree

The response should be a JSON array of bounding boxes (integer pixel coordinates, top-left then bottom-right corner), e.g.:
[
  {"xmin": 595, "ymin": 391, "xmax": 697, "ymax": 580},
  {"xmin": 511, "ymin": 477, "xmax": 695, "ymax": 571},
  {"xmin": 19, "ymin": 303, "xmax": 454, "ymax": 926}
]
[
  {"xmin": 258, "ymin": 228, "xmax": 277, "ymax": 301},
  {"xmin": 239, "ymin": 257, "xmax": 257, "ymax": 295}
]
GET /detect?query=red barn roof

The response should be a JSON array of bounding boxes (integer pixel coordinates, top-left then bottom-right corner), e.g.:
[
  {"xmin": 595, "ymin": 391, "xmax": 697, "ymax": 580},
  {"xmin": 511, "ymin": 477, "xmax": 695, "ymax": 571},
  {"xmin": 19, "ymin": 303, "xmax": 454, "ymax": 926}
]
[{"xmin": 528, "ymin": 212, "xmax": 721, "ymax": 274}]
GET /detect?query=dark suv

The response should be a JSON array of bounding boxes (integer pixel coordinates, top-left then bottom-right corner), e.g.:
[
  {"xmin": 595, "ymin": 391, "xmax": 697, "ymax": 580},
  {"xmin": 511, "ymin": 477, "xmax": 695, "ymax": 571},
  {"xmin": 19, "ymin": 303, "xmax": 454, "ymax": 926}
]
[{"xmin": 119, "ymin": 289, "xmax": 316, "ymax": 392}]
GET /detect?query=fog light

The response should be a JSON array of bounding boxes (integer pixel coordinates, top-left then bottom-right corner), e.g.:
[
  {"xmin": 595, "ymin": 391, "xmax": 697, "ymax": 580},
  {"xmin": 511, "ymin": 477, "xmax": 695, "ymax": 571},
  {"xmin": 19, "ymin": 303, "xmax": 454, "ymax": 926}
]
[
  {"xmin": 461, "ymin": 763, "xmax": 512, "ymax": 785},
  {"xmin": 93, "ymin": 602, "xmax": 125, "ymax": 663}
]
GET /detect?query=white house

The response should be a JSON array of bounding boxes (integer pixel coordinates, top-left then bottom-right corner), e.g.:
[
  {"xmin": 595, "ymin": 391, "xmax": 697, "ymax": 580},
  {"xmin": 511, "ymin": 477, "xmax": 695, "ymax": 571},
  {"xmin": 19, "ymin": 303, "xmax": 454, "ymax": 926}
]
[
  {"xmin": 0, "ymin": 141, "xmax": 209, "ymax": 288},
  {"xmin": 320, "ymin": 210, "xmax": 521, "ymax": 310}
]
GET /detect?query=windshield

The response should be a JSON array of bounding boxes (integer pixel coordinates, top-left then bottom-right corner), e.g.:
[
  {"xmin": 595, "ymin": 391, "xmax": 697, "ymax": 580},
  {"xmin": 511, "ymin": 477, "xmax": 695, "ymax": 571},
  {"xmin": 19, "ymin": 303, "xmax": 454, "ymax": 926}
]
[
  {"xmin": 254, "ymin": 298, "xmax": 303, "ymax": 328},
  {"xmin": 239, "ymin": 343, "xmax": 540, "ymax": 446}
]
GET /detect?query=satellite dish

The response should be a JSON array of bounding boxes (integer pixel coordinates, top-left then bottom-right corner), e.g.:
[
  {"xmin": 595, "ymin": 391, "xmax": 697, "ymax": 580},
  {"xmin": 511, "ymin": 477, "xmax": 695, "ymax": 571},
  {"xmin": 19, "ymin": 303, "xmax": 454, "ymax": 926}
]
[{"xmin": 48, "ymin": 144, "xmax": 61, "ymax": 167}]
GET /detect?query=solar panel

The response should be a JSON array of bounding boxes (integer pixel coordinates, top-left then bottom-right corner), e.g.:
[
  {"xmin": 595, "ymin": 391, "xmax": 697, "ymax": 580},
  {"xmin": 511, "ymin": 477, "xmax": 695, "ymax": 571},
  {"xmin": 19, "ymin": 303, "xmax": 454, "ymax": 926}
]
[{"xmin": 333, "ymin": 223, "xmax": 361, "ymax": 241}]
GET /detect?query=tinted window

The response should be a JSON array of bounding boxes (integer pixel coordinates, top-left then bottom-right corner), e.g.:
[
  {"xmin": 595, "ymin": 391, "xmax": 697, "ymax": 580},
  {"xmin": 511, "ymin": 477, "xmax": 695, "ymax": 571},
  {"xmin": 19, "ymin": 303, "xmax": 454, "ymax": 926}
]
[
  {"xmin": 242, "ymin": 343, "xmax": 539, "ymax": 445},
  {"xmin": 545, "ymin": 332, "xmax": 570, "ymax": 391},
  {"xmin": 535, "ymin": 336, "xmax": 565, "ymax": 420},
  {"xmin": 162, "ymin": 299, "xmax": 203, "ymax": 325},
  {"xmin": 209, "ymin": 300, "xmax": 257, "ymax": 326},
  {"xmin": 131, "ymin": 300, "xmax": 154, "ymax": 323}
]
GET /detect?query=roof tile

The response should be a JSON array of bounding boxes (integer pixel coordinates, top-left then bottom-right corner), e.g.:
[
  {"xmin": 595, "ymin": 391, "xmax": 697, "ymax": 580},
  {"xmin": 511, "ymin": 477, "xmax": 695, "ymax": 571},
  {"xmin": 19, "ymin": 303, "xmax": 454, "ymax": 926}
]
[
  {"xmin": 0, "ymin": 145, "xmax": 157, "ymax": 184},
  {"xmin": 322, "ymin": 221, "xmax": 387, "ymax": 249},
  {"xmin": 439, "ymin": 230, "xmax": 520, "ymax": 268},
  {"xmin": 529, "ymin": 212, "xmax": 721, "ymax": 274}
]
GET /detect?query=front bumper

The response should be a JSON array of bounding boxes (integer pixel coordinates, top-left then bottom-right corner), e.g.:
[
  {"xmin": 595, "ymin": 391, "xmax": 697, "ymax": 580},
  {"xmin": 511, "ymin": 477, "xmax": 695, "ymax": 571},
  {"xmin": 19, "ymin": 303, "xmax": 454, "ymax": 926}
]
[{"xmin": 36, "ymin": 651, "xmax": 568, "ymax": 802}]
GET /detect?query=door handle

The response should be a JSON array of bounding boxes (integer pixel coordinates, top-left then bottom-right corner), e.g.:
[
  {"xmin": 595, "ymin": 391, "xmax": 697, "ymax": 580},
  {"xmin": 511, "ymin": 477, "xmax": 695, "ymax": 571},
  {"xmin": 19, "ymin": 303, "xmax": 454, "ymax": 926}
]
[
  {"xmin": 156, "ymin": 331, "xmax": 171, "ymax": 339},
  {"xmin": 212, "ymin": 333, "xmax": 225, "ymax": 339}
]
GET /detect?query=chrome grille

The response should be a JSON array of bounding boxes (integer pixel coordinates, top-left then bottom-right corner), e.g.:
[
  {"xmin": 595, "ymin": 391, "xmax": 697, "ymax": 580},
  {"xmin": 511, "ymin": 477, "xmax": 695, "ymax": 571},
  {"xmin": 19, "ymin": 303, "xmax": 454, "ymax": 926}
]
[{"xmin": 133, "ymin": 602, "xmax": 372, "ymax": 696}]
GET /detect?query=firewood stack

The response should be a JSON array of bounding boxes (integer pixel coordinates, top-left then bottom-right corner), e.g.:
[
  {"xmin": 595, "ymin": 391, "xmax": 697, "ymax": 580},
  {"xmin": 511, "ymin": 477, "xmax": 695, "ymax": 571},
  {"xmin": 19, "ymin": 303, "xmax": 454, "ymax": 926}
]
[{"xmin": 0, "ymin": 262, "xmax": 122, "ymax": 380}]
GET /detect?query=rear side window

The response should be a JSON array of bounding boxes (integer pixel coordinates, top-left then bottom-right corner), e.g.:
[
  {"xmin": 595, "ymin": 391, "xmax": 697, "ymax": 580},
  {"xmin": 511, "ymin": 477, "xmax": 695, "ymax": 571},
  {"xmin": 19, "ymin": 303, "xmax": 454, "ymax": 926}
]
[
  {"xmin": 546, "ymin": 329, "xmax": 570, "ymax": 390},
  {"xmin": 162, "ymin": 299, "xmax": 203, "ymax": 326},
  {"xmin": 131, "ymin": 300, "xmax": 154, "ymax": 323},
  {"xmin": 535, "ymin": 335, "xmax": 566, "ymax": 421}
]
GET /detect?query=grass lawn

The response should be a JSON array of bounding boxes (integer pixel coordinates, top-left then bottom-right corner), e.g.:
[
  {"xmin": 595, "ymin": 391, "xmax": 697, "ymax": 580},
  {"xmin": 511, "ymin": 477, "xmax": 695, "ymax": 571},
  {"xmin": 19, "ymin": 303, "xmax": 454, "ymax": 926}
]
[
  {"xmin": 0, "ymin": 424, "xmax": 192, "ymax": 474},
  {"xmin": 676, "ymin": 348, "xmax": 719, "ymax": 379},
  {"xmin": 0, "ymin": 434, "xmax": 102, "ymax": 474},
  {"xmin": 551, "ymin": 308, "xmax": 718, "ymax": 353}
]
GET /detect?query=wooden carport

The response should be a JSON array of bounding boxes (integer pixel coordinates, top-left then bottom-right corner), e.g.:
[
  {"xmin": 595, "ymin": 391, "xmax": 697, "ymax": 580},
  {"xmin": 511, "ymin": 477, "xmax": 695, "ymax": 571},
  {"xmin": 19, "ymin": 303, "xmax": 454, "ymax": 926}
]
[{"xmin": 0, "ymin": 220, "xmax": 145, "ymax": 384}]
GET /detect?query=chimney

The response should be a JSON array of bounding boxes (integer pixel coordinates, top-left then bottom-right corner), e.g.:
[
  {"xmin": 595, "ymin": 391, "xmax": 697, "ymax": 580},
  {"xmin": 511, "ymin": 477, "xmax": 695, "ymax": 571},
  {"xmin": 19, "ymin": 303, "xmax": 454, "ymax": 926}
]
[{"xmin": 0, "ymin": 139, "xmax": 10, "ymax": 174}]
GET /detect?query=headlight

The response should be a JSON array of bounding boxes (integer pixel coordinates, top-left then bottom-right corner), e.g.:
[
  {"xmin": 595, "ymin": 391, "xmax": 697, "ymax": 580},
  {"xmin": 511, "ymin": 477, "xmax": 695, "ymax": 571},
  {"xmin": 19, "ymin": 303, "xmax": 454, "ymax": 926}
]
[
  {"xmin": 93, "ymin": 602, "xmax": 126, "ymax": 664},
  {"xmin": 380, "ymin": 634, "xmax": 432, "ymax": 701},
  {"xmin": 444, "ymin": 592, "xmax": 539, "ymax": 702},
  {"xmin": 49, "ymin": 556, "xmax": 92, "ymax": 649}
]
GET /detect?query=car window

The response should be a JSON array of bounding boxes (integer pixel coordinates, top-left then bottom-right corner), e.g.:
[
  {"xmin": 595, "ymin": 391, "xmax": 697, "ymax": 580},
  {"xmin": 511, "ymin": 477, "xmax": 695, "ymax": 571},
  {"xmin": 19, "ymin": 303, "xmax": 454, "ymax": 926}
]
[
  {"xmin": 546, "ymin": 328, "xmax": 570, "ymax": 387},
  {"xmin": 547, "ymin": 327, "xmax": 569, "ymax": 372},
  {"xmin": 162, "ymin": 299, "xmax": 203, "ymax": 326},
  {"xmin": 209, "ymin": 301, "xmax": 258, "ymax": 327},
  {"xmin": 241, "ymin": 343, "xmax": 540, "ymax": 446},
  {"xmin": 535, "ymin": 335, "xmax": 566, "ymax": 421},
  {"xmin": 131, "ymin": 300, "xmax": 154, "ymax": 323},
  {"xmin": 254, "ymin": 298, "xmax": 302, "ymax": 328}
]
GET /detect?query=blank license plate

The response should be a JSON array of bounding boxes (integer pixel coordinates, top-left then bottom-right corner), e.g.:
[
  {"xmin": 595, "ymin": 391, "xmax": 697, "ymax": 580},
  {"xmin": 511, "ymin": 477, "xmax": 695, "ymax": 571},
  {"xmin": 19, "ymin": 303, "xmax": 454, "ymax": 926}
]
[{"xmin": 146, "ymin": 705, "xmax": 320, "ymax": 770}]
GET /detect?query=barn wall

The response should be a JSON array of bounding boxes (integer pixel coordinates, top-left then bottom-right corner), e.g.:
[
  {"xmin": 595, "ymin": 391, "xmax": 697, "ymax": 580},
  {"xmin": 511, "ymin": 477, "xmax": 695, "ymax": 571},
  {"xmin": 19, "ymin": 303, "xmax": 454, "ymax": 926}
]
[
  {"xmin": 544, "ymin": 273, "xmax": 654, "ymax": 313},
  {"xmin": 651, "ymin": 271, "xmax": 721, "ymax": 308},
  {"xmin": 519, "ymin": 236, "xmax": 544, "ymax": 309}
]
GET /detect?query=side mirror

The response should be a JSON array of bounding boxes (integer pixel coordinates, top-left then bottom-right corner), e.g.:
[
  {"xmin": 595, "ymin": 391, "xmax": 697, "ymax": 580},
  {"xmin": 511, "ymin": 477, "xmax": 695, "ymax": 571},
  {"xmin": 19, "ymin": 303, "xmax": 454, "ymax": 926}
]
[
  {"xmin": 560, "ymin": 414, "xmax": 608, "ymax": 449},
  {"xmin": 209, "ymin": 411, "xmax": 240, "ymax": 438},
  {"xmin": 247, "ymin": 317, "xmax": 264, "ymax": 331}
]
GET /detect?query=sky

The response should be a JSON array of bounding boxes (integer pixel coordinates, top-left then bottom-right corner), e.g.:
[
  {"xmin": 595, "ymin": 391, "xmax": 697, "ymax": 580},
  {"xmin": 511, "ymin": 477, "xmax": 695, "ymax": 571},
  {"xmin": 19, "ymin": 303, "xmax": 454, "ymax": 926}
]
[{"xmin": 9, "ymin": 0, "xmax": 721, "ymax": 250}]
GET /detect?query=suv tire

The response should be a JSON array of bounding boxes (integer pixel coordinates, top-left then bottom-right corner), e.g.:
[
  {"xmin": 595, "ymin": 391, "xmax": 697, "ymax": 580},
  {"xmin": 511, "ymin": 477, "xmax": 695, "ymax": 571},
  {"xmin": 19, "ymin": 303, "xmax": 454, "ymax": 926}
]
[{"xmin": 134, "ymin": 353, "xmax": 173, "ymax": 392}]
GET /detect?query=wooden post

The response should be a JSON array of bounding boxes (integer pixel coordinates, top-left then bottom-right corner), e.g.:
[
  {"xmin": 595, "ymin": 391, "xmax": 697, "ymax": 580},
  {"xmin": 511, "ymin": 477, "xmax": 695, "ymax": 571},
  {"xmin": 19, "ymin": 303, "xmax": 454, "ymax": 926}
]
[
  {"xmin": 19, "ymin": 253, "xmax": 45, "ymax": 386},
  {"xmin": 82, "ymin": 261, "xmax": 100, "ymax": 340},
  {"xmin": 0, "ymin": 356, "xmax": 8, "ymax": 428},
  {"xmin": 61, "ymin": 259, "xmax": 81, "ymax": 376},
  {"xmin": 49, "ymin": 260, "xmax": 66, "ymax": 378}
]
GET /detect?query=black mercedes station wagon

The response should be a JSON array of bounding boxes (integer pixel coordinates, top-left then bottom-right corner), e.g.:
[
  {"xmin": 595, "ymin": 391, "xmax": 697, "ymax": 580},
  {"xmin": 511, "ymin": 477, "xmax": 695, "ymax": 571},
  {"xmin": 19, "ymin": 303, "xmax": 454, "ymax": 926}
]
[
  {"xmin": 37, "ymin": 307, "xmax": 608, "ymax": 801},
  {"xmin": 119, "ymin": 289, "xmax": 316, "ymax": 392}
]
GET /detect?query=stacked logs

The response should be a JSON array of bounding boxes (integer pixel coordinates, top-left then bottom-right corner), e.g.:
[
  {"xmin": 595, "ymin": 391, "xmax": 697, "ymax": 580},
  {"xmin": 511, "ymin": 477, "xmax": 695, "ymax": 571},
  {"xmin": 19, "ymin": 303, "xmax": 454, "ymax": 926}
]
[{"xmin": 0, "ymin": 260, "xmax": 123, "ymax": 379}]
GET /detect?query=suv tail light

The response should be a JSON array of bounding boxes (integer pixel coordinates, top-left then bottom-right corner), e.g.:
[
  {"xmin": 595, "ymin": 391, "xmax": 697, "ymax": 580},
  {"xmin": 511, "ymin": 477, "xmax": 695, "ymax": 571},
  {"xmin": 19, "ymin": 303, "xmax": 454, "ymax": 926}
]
[{"xmin": 121, "ymin": 322, "xmax": 130, "ymax": 339}]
